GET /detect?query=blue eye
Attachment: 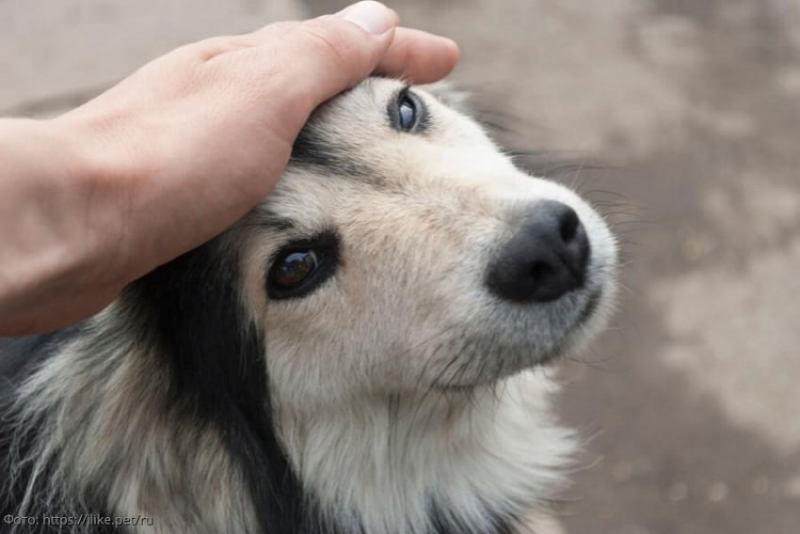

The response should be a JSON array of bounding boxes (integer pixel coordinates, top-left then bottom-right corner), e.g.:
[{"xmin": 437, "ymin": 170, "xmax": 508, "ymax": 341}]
[
  {"xmin": 398, "ymin": 94, "xmax": 417, "ymax": 131},
  {"xmin": 390, "ymin": 89, "xmax": 425, "ymax": 133}
]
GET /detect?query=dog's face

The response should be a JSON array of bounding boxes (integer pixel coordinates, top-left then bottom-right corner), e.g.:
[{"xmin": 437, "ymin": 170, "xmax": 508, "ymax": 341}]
[{"xmin": 232, "ymin": 78, "xmax": 617, "ymax": 406}]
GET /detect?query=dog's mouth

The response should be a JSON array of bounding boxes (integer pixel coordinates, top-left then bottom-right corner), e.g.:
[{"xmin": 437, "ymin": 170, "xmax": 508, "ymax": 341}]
[
  {"xmin": 526, "ymin": 287, "xmax": 605, "ymax": 365},
  {"xmin": 575, "ymin": 287, "xmax": 603, "ymax": 329},
  {"xmin": 429, "ymin": 286, "xmax": 606, "ymax": 391},
  {"xmin": 537, "ymin": 287, "xmax": 604, "ymax": 366}
]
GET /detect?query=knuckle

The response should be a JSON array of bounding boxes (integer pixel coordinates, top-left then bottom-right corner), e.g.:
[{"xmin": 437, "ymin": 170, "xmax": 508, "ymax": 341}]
[
  {"xmin": 295, "ymin": 22, "xmax": 360, "ymax": 71},
  {"xmin": 190, "ymin": 35, "xmax": 257, "ymax": 62},
  {"xmin": 255, "ymin": 20, "xmax": 297, "ymax": 37}
]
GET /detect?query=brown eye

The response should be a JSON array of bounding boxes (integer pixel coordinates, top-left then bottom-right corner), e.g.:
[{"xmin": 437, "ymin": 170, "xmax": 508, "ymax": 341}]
[
  {"xmin": 272, "ymin": 251, "xmax": 318, "ymax": 289},
  {"xmin": 266, "ymin": 232, "xmax": 339, "ymax": 300}
]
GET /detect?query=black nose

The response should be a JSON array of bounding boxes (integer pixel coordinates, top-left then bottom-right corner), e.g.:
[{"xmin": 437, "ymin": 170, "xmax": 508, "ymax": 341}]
[{"xmin": 486, "ymin": 201, "xmax": 591, "ymax": 303}]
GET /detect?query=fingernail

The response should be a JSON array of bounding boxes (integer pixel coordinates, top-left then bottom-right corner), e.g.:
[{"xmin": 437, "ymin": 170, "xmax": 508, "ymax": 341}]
[{"xmin": 339, "ymin": 1, "xmax": 395, "ymax": 34}]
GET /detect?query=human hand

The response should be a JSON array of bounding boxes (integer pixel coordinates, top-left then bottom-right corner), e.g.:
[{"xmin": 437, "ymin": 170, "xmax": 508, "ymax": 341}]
[{"xmin": 0, "ymin": 1, "xmax": 458, "ymax": 334}]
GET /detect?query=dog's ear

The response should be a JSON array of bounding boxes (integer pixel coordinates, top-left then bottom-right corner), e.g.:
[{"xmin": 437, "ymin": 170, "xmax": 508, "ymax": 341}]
[
  {"xmin": 126, "ymin": 242, "xmax": 306, "ymax": 532},
  {"xmin": 418, "ymin": 81, "xmax": 473, "ymax": 115}
]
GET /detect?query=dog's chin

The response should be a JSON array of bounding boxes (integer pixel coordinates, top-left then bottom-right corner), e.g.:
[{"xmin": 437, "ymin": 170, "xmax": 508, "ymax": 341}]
[{"xmin": 431, "ymin": 351, "xmax": 561, "ymax": 393}]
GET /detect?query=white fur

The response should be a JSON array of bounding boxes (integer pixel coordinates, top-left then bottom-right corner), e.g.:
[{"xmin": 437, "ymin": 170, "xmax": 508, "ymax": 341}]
[{"xmin": 275, "ymin": 372, "xmax": 575, "ymax": 533}]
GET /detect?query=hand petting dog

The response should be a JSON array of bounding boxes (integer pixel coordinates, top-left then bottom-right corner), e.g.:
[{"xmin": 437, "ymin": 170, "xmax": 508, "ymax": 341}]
[{"xmin": 0, "ymin": 1, "xmax": 459, "ymax": 335}]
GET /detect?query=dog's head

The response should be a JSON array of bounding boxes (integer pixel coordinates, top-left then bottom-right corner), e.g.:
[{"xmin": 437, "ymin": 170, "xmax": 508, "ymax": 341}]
[{"xmin": 221, "ymin": 78, "xmax": 618, "ymax": 408}]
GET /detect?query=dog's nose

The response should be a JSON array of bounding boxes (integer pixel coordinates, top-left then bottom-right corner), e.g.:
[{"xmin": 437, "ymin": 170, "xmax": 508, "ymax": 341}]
[{"xmin": 486, "ymin": 201, "xmax": 590, "ymax": 303}]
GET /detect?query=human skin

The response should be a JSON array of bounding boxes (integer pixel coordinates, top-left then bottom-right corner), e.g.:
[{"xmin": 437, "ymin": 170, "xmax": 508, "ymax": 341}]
[{"xmin": 0, "ymin": 1, "xmax": 459, "ymax": 335}]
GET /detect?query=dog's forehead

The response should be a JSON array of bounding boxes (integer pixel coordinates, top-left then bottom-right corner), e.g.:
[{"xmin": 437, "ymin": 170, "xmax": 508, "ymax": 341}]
[
  {"xmin": 284, "ymin": 77, "xmax": 506, "ymax": 190},
  {"xmin": 247, "ymin": 78, "xmax": 536, "ymax": 239},
  {"xmin": 297, "ymin": 77, "xmax": 405, "ymax": 143},
  {"xmin": 286, "ymin": 78, "xmax": 395, "ymax": 185},
  {"xmin": 330, "ymin": 77, "xmax": 400, "ymax": 113}
]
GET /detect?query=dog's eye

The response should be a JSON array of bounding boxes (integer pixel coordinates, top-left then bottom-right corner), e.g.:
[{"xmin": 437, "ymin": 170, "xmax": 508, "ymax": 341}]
[
  {"xmin": 266, "ymin": 232, "xmax": 339, "ymax": 300},
  {"xmin": 390, "ymin": 89, "xmax": 425, "ymax": 133},
  {"xmin": 398, "ymin": 94, "xmax": 416, "ymax": 130},
  {"xmin": 272, "ymin": 251, "xmax": 318, "ymax": 289}
]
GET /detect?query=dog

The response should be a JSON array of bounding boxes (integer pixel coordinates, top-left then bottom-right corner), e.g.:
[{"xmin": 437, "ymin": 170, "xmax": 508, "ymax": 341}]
[{"xmin": 0, "ymin": 78, "xmax": 618, "ymax": 534}]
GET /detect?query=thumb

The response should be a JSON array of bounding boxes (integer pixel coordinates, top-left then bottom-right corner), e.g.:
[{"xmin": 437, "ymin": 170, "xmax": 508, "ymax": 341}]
[
  {"xmin": 336, "ymin": 1, "xmax": 399, "ymax": 36},
  {"xmin": 278, "ymin": 2, "xmax": 399, "ymax": 114}
]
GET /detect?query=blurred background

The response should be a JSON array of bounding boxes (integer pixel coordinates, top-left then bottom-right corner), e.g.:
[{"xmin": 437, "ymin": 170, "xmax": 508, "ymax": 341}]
[{"xmin": 3, "ymin": 1, "xmax": 800, "ymax": 532}]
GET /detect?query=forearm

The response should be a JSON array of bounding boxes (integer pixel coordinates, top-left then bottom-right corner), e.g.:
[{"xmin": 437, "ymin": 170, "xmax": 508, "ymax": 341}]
[{"xmin": 0, "ymin": 118, "xmax": 120, "ymax": 334}]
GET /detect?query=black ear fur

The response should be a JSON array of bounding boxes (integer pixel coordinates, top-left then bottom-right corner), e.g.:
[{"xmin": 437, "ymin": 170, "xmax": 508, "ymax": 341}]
[
  {"xmin": 128, "ymin": 242, "xmax": 307, "ymax": 533},
  {"xmin": 0, "ymin": 329, "xmax": 98, "ymax": 533}
]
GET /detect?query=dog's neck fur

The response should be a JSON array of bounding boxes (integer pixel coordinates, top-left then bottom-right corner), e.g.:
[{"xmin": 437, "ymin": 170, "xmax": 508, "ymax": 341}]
[
  {"xmin": 275, "ymin": 375, "xmax": 575, "ymax": 534},
  {"xmin": 11, "ymin": 323, "xmax": 573, "ymax": 534}
]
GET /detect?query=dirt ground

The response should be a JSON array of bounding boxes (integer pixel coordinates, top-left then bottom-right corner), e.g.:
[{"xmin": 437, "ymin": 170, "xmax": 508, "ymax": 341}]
[{"xmin": 3, "ymin": 1, "xmax": 800, "ymax": 533}]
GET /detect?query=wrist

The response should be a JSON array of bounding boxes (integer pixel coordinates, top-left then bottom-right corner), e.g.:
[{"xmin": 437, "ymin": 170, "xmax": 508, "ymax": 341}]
[
  {"xmin": 51, "ymin": 112, "xmax": 141, "ymax": 290},
  {"xmin": 0, "ymin": 117, "xmax": 129, "ymax": 331}
]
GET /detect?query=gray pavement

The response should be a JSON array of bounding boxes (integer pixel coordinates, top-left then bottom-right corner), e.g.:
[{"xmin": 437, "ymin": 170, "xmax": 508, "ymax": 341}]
[{"xmin": 3, "ymin": 0, "xmax": 800, "ymax": 532}]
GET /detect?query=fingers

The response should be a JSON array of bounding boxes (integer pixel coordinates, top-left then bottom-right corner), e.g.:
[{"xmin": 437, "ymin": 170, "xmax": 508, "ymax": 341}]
[
  {"xmin": 274, "ymin": 3, "xmax": 459, "ymax": 90},
  {"xmin": 375, "ymin": 27, "xmax": 460, "ymax": 83},
  {"xmin": 193, "ymin": 2, "xmax": 460, "ymax": 141},
  {"xmin": 237, "ymin": 2, "xmax": 458, "ymax": 123},
  {"xmin": 276, "ymin": 4, "xmax": 401, "ymax": 111},
  {"xmin": 335, "ymin": 0, "xmax": 399, "ymax": 35}
]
